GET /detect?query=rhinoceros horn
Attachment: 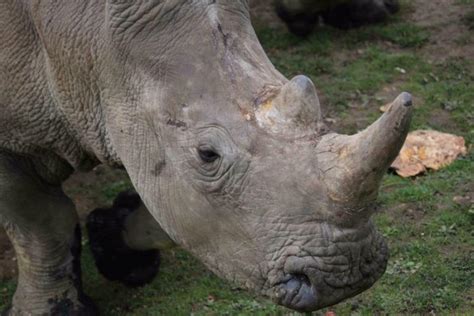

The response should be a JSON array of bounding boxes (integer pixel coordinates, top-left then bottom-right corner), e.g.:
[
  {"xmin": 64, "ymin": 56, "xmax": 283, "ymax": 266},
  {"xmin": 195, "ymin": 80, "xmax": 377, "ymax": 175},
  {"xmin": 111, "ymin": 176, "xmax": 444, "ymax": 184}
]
[
  {"xmin": 317, "ymin": 92, "xmax": 413, "ymax": 213},
  {"xmin": 258, "ymin": 76, "xmax": 412, "ymax": 219},
  {"xmin": 255, "ymin": 75, "xmax": 322, "ymax": 134}
]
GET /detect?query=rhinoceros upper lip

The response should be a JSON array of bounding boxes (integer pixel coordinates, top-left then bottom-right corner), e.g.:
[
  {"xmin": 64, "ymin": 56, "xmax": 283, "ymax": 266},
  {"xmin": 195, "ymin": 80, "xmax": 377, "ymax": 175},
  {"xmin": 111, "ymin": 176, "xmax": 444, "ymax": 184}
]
[
  {"xmin": 270, "ymin": 229, "xmax": 388, "ymax": 311},
  {"xmin": 274, "ymin": 273, "xmax": 319, "ymax": 312}
]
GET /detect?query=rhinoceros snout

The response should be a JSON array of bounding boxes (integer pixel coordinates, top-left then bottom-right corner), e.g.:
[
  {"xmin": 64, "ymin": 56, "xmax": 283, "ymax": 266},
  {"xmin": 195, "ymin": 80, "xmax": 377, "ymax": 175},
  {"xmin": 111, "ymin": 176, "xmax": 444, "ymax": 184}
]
[
  {"xmin": 270, "ymin": 226, "xmax": 389, "ymax": 312},
  {"xmin": 274, "ymin": 273, "xmax": 319, "ymax": 312}
]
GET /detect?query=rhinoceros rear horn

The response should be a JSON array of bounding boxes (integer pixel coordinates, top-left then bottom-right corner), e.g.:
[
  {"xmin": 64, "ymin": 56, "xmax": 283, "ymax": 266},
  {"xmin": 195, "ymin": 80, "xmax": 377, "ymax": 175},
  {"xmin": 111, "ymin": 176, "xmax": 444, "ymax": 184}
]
[
  {"xmin": 256, "ymin": 76, "xmax": 321, "ymax": 134},
  {"xmin": 317, "ymin": 92, "xmax": 413, "ymax": 204},
  {"xmin": 275, "ymin": 75, "xmax": 321, "ymax": 124}
]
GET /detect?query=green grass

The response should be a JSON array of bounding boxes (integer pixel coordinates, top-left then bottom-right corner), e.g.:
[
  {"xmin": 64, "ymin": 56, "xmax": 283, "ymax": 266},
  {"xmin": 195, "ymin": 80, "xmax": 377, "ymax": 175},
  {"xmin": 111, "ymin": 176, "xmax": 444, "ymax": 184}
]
[
  {"xmin": 81, "ymin": 249, "xmax": 284, "ymax": 315},
  {"xmin": 101, "ymin": 179, "xmax": 133, "ymax": 204},
  {"xmin": 1, "ymin": 2, "xmax": 473, "ymax": 315}
]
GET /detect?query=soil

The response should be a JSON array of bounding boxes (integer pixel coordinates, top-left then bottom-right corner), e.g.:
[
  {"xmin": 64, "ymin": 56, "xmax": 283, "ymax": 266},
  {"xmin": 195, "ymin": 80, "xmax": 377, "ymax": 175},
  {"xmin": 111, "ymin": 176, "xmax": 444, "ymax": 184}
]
[
  {"xmin": 0, "ymin": 0, "xmax": 472, "ymax": 281},
  {"xmin": 410, "ymin": 0, "xmax": 474, "ymax": 62},
  {"xmin": 63, "ymin": 166, "xmax": 129, "ymax": 219},
  {"xmin": 0, "ymin": 231, "xmax": 16, "ymax": 281}
]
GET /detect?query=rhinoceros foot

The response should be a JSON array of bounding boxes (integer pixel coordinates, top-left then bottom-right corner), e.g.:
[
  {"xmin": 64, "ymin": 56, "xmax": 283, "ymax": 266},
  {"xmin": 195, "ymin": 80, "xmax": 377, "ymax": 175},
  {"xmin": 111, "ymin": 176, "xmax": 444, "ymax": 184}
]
[
  {"xmin": 86, "ymin": 191, "xmax": 160, "ymax": 288},
  {"xmin": 48, "ymin": 294, "xmax": 98, "ymax": 316}
]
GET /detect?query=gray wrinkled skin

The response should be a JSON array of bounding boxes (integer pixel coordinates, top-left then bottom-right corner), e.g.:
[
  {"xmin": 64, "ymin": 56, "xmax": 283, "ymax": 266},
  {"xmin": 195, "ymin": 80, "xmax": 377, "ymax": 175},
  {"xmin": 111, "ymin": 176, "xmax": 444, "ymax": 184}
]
[{"xmin": 0, "ymin": 0, "xmax": 412, "ymax": 313}]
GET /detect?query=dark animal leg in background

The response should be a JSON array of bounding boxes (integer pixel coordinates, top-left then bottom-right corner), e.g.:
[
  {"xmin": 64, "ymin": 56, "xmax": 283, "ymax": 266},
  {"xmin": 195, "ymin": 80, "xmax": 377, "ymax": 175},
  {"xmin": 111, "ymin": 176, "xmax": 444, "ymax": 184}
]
[
  {"xmin": 276, "ymin": 0, "xmax": 400, "ymax": 36},
  {"xmin": 275, "ymin": 3, "xmax": 320, "ymax": 37},
  {"xmin": 86, "ymin": 191, "xmax": 165, "ymax": 287},
  {"xmin": 322, "ymin": 0, "xmax": 400, "ymax": 29}
]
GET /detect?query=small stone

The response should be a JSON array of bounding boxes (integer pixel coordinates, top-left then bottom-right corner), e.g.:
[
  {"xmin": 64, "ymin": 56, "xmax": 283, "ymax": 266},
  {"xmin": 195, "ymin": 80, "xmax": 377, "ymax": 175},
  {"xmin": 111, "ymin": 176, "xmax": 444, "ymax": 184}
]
[
  {"xmin": 207, "ymin": 295, "xmax": 216, "ymax": 304},
  {"xmin": 351, "ymin": 301, "xmax": 360, "ymax": 310},
  {"xmin": 453, "ymin": 196, "xmax": 472, "ymax": 207},
  {"xmin": 395, "ymin": 67, "xmax": 406, "ymax": 74}
]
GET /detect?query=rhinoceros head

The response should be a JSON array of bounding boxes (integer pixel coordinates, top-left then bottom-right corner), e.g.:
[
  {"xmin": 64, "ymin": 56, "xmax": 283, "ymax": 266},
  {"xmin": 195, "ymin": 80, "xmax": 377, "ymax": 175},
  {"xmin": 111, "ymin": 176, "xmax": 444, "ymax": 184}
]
[{"xmin": 102, "ymin": 0, "xmax": 412, "ymax": 311}]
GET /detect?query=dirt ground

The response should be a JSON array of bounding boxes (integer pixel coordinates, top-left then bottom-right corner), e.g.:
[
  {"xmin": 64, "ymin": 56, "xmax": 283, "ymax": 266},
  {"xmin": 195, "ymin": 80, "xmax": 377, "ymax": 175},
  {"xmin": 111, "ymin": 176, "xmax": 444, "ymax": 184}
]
[
  {"xmin": 0, "ymin": 0, "xmax": 472, "ymax": 284},
  {"xmin": 410, "ymin": 0, "xmax": 474, "ymax": 61}
]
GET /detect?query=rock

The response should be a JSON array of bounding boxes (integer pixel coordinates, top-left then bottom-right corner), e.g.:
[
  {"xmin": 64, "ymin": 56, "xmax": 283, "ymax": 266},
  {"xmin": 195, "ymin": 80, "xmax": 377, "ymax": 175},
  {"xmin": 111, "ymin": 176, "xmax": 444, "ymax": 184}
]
[
  {"xmin": 453, "ymin": 196, "xmax": 472, "ymax": 207},
  {"xmin": 391, "ymin": 130, "xmax": 467, "ymax": 177}
]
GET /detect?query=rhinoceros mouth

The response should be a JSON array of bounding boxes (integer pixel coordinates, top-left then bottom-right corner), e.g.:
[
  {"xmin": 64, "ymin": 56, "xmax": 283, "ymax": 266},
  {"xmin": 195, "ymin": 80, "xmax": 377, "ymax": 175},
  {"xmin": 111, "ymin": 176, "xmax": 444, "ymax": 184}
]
[
  {"xmin": 273, "ymin": 273, "xmax": 319, "ymax": 311},
  {"xmin": 269, "ymin": 229, "xmax": 389, "ymax": 312}
]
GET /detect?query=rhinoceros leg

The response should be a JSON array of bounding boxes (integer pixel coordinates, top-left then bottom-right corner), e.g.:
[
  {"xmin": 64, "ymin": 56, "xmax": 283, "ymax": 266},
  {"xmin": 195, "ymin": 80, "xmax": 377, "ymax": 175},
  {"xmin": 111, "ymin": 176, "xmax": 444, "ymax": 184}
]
[
  {"xmin": 322, "ymin": 0, "xmax": 400, "ymax": 29},
  {"xmin": 0, "ymin": 153, "xmax": 96, "ymax": 316},
  {"xmin": 86, "ymin": 191, "xmax": 173, "ymax": 287}
]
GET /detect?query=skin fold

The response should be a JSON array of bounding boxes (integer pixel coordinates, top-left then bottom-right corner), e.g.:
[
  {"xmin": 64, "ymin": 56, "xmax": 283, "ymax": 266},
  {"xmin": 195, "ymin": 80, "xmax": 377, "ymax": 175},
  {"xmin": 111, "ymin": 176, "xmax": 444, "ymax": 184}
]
[{"xmin": 0, "ymin": 0, "xmax": 411, "ymax": 314}]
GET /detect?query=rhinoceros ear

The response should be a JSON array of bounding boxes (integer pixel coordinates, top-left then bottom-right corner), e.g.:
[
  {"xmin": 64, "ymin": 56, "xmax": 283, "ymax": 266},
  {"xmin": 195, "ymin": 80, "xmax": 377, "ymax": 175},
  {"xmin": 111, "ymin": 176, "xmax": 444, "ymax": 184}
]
[{"xmin": 255, "ymin": 75, "xmax": 322, "ymax": 135}]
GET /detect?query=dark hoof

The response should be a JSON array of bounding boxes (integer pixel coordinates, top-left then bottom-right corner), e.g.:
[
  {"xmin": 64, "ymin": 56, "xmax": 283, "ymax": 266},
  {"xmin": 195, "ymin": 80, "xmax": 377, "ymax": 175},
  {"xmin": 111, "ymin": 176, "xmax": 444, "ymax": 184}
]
[
  {"xmin": 77, "ymin": 295, "xmax": 99, "ymax": 316},
  {"xmin": 49, "ymin": 295, "xmax": 99, "ymax": 316},
  {"xmin": 322, "ymin": 0, "xmax": 400, "ymax": 29},
  {"xmin": 2, "ymin": 297, "xmax": 98, "ymax": 316},
  {"xmin": 275, "ymin": 3, "xmax": 319, "ymax": 37},
  {"xmin": 86, "ymin": 191, "xmax": 160, "ymax": 287}
]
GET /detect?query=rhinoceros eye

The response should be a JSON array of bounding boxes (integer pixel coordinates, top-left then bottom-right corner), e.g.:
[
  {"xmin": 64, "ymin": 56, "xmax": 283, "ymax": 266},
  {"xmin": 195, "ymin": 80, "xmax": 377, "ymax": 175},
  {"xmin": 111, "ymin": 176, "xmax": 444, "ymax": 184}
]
[{"xmin": 198, "ymin": 148, "xmax": 220, "ymax": 163}]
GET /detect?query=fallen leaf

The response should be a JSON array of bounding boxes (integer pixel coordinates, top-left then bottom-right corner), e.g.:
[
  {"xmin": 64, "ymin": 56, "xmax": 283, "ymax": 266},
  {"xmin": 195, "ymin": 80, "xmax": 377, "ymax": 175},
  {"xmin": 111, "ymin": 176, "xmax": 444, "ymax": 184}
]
[{"xmin": 391, "ymin": 130, "xmax": 467, "ymax": 177}]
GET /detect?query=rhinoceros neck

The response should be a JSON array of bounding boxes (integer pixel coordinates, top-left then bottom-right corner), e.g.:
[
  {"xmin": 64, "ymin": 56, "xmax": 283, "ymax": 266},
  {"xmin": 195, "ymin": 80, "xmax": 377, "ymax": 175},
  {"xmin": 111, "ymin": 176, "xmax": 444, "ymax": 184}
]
[{"xmin": 0, "ymin": 0, "xmax": 122, "ymax": 174}]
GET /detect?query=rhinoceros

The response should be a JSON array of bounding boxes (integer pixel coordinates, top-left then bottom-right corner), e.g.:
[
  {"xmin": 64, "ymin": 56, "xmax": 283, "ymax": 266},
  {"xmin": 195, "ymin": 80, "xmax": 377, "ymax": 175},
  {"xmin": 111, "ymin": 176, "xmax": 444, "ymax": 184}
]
[
  {"xmin": 275, "ymin": 0, "xmax": 400, "ymax": 36},
  {"xmin": 0, "ymin": 0, "xmax": 412, "ymax": 314}
]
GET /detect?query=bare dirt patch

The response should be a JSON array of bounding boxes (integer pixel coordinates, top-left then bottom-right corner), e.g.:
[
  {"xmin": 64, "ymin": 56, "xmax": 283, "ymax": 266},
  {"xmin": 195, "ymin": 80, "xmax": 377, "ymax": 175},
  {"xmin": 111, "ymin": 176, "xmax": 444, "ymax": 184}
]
[
  {"xmin": 63, "ymin": 166, "xmax": 129, "ymax": 220},
  {"xmin": 408, "ymin": 0, "xmax": 474, "ymax": 61},
  {"xmin": 0, "ymin": 231, "xmax": 16, "ymax": 281},
  {"xmin": 338, "ymin": 0, "xmax": 474, "ymax": 134}
]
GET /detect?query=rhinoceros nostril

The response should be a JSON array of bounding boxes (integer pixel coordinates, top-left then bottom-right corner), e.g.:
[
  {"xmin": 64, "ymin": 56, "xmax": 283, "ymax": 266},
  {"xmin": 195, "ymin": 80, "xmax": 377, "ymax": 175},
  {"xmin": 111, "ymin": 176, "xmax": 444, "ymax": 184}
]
[{"xmin": 292, "ymin": 273, "xmax": 311, "ymax": 286}]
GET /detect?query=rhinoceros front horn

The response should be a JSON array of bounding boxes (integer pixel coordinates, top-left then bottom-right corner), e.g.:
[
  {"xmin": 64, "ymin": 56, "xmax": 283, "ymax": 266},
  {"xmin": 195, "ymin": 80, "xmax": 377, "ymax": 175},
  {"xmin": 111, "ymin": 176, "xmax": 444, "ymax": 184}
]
[
  {"xmin": 256, "ymin": 75, "xmax": 321, "ymax": 134},
  {"xmin": 317, "ymin": 92, "xmax": 413, "ymax": 207}
]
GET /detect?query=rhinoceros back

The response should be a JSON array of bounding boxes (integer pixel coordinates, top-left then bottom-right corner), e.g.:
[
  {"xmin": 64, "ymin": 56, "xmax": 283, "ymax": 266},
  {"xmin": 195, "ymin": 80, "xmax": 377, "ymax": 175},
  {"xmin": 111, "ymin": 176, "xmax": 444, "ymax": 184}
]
[{"xmin": 0, "ymin": 0, "xmax": 118, "ymax": 177}]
